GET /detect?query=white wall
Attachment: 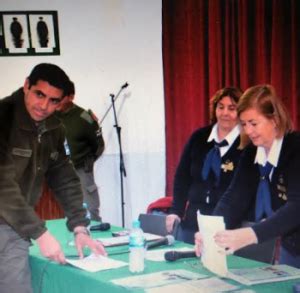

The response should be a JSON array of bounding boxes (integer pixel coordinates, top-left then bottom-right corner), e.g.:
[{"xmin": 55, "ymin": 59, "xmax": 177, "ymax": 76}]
[{"xmin": 0, "ymin": 0, "xmax": 165, "ymax": 228}]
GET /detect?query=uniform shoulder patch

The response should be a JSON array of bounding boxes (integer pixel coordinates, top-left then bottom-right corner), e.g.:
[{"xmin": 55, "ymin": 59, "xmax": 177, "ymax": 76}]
[
  {"xmin": 80, "ymin": 110, "xmax": 94, "ymax": 124},
  {"xmin": 87, "ymin": 109, "xmax": 99, "ymax": 122}
]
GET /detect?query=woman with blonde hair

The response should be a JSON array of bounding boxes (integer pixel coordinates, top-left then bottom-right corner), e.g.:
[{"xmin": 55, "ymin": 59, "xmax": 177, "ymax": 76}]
[{"xmin": 195, "ymin": 84, "xmax": 300, "ymax": 268}]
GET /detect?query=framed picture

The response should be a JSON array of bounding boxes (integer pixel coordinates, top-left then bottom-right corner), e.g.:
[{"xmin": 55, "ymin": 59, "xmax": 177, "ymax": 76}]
[{"xmin": 0, "ymin": 11, "xmax": 60, "ymax": 56}]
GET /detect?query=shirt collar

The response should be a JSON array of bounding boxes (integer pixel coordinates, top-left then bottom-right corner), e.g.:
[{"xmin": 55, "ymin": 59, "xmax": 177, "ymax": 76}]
[
  {"xmin": 208, "ymin": 123, "xmax": 240, "ymax": 147},
  {"xmin": 254, "ymin": 137, "xmax": 284, "ymax": 167}
]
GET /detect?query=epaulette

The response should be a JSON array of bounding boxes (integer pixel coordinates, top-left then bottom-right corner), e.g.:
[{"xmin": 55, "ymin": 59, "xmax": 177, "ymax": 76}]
[
  {"xmin": 80, "ymin": 110, "xmax": 94, "ymax": 124},
  {"xmin": 88, "ymin": 109, "xmax": 99, "ymax": 122}
]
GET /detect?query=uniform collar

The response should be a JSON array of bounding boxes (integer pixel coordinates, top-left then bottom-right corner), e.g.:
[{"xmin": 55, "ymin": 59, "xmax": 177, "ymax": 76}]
[
  {"xmin": 254, "ymin": 137, "xmax": 283, "ymax": 167},
  {"xmin": 208, "ymin": 123, "xmax": 240, "ymax": 147}
]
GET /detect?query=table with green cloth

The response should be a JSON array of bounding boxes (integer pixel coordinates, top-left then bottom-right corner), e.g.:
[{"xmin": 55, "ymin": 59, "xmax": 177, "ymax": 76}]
[{"xmin": 29, "ymin": 219, "xmax": 300, "ymax": 293}]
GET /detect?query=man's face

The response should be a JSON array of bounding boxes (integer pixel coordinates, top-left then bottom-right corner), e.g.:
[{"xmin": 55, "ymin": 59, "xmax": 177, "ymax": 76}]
[{"xmin": 23, "ymin": 79, "xmax": 64, "ymax": 121}]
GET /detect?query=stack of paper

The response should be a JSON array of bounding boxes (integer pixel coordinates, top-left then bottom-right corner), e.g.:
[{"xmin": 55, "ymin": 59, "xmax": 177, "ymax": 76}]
[
  {"xmin": 99, "ymin": 233, "xmax": 163, "ymax": 247},
  {"xmin": 228, "ymin": 265, "xmax": 300, "ymax": 285},
  {"xmin": 197, "ymin": 211, "xmax": 227, "ymax": 277}
]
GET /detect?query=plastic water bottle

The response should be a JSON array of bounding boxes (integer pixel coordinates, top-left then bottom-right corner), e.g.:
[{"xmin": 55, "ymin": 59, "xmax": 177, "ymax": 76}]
[{"xmin": 129, "ymin": 220, "xmax": 145, "ymax": 273}]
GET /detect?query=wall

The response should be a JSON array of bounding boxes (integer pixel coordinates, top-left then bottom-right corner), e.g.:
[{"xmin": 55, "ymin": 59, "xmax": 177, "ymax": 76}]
[{"xmin": 0, "ymin": 0, "xmax": 165, "ymax": 228}]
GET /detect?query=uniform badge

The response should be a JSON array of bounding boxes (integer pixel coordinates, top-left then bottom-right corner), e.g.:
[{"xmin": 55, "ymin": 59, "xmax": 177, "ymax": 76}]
[
  {"xmin": 277, "ymin": 175, "xmax": 287, "ymax": 201},
  {"xmin": 221, "ymin": 160, "xmax": 234, "ymax": 172}
]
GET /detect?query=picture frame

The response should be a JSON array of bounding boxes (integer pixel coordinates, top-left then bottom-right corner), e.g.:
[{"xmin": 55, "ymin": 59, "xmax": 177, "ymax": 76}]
[{"xmin": 0, "ymin": 11, "xmax": 60, "ymax": 56}]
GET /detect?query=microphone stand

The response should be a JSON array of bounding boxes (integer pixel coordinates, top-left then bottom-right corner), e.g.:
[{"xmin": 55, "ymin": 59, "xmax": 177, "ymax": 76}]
[{"xmin": 109, "ymin": 84, "xmax": 128, "ymax": 227}]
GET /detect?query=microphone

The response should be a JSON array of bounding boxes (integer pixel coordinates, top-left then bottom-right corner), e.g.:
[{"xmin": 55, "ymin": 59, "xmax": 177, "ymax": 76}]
[
  {"xmin": 164, "ymin": 250, "xmax": 197, "ymax": 262},
  {"xmin": 121, "ymin": 82, "xmax": 129, "ymax": 89},
  {"xmin": 89, "ymin": 222, "xmax": 111, "ymax": 232},
  {"xmin": 145, "ymin": 235, "xmax": 175, "ymax": 250}
]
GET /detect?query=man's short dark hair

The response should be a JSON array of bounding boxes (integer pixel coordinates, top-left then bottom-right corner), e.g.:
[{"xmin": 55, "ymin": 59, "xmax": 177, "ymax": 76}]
[
  {"xmin": 68, "ymin": 80, "xmax": 75, "ymax": 96},
  {"xmin": 27, "ymin": 63, "xmax": 71, "ymax": 96}
]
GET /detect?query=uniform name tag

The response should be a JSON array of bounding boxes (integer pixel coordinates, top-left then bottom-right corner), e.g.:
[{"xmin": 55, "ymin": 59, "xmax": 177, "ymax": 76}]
[{"xmin": 12, "ymin": 148, "xmax": 32, "ymax": 157}]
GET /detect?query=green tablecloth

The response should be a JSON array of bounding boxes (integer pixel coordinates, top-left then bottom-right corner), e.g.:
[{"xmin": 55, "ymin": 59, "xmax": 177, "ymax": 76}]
[{"xmin": 30, "ymin": 219, "xmax": 299, "ymax": 293}]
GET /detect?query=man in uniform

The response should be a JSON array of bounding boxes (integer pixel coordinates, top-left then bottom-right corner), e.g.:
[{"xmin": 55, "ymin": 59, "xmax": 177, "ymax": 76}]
[
  {"xmin": 0, "ymin": 63, "xmax": 106, "ymax": 293},
  {"xmin": 56, "ymin": 81, "xmax": 104, "ymax": 221}
]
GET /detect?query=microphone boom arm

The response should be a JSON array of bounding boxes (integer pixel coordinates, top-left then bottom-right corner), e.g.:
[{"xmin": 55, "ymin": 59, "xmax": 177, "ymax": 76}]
[{"xmin": 99, "ymin": 82, "xmax": 128, "ymax": 126}]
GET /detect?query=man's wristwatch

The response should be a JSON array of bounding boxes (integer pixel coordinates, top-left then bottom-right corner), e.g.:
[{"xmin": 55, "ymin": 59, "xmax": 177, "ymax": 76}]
[{"xmin": 73, "ymin": 226, "xmax": 90, "ymax": 237}]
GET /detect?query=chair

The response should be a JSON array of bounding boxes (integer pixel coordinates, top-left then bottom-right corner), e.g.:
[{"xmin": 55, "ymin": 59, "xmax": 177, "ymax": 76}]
[{"xmin": 138, "ymin": 213, "xmax": 179, "ymax": 238}]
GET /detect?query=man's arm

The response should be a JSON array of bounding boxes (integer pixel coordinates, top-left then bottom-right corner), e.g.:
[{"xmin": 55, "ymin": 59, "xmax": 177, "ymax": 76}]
[{"xmin": 0, "ymin": 148, "xmax": 47, "ymax": 240}]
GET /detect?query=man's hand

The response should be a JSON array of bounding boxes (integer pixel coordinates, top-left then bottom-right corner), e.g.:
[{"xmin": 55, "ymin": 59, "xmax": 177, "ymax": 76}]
[
  {"xmin": 166, "ymin": 214, "xmax": 181, "ymax": 233},
  {"xmin": 36, "ymin": 230, "xmax": 66, "ymax": 264},
  {"xmin": 214, "ymin": 227, "xmax": 258, "ymax": 254},
  {"xmin": 73, "ymin": 226, "xmax": 107, "ymax": 258}
]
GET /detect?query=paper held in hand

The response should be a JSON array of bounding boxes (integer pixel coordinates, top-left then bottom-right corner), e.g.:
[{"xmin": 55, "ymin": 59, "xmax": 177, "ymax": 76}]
[
  {"xmin": 196, "ymin": 210, "xmax": 300, "ymax": 285},
  {"xmin": 197, "ymin": 210, "xmax": 227, "ymax": 277}
]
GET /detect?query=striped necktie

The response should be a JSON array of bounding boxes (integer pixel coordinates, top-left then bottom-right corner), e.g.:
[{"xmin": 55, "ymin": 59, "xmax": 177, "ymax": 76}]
[
  {"xmin": 201, "ymin": 139, "xmax": 228, "ymax": 185},
  {"xmin": 255, "ymin": 162, "xmax": 274, "ymax": 221}
]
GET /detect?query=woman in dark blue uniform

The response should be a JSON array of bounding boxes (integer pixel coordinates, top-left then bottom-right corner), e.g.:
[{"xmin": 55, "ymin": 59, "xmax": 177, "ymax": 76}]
[
  {"xmin": 166, "ymin": 87, "xmax": 243, "ymax": 244},
  {"xmin": 195, "ymin": 84, "xmax": 300, "ymax": 268}
]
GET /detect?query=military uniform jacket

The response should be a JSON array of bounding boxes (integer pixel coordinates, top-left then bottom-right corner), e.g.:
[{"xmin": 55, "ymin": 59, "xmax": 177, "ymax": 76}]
[
  {"xmin": 171, "ymin": 125, "xmax": 242, "ymax": 230},
  {"xmin": 56, "ymin": 104, "xmax": 104, "ymax": 168},
  {"xmin": 214, "ymin": 132, "xmax": 300, "ymax": 255},
  {"xmin": 0, "ymin": 88, "xmax": 89, "ymax": 240}
]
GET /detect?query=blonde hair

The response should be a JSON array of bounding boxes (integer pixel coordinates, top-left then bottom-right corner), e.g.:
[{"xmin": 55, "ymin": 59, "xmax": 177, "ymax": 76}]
[{"xmin": 237, "ymin": 84, "xmax": 293, "ymax": 147}]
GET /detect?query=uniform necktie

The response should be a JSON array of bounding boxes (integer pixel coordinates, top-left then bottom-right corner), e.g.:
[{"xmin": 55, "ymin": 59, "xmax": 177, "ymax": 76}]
[
  {"xmin": 255, "ymin": 162, "xmax": 274, "ymax": 221},
  {"xmin": 201, "ymin": 139, "xmax": 228, "ymax": 185}
]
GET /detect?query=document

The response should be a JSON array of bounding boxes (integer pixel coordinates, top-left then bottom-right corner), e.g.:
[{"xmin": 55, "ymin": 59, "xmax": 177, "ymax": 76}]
[
  {"xmin": 112, "ymin": 269, "xmax": 206, "ymax": 290},
  {"xmin": 99, "ymin": 233, "xmax": 163, "ymax": 247},
  {"xmin": 197, "ymin": 211, "xmax": 227, "ymax": 277},
  {"xmin": 146, "ymin": 277, "xmax": 239, "ymax": 293},
  {"xmin": 228, "ymin": 264, "xmax": 300, "ymax": 285},
  {"xmin": 66, "ymin": 254, "xmax": 127, "ymax": 272}
]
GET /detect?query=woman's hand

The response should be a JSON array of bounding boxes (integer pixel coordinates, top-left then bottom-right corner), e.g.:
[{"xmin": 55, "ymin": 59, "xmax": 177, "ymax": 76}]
[
  {"xmin": 194, "ymin": 231, "xmax": 203, "ymax": 257},
  {"xmin": 214, "ymin": 227, "xmax": 258, "ymax": 254},
  {"xmin": 166, "ymin": 214, "xmax": 181, "ymax": 233}
]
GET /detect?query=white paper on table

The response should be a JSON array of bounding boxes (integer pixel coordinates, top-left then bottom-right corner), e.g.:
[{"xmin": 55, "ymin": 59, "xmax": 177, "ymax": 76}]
[
  {"xmin": 145, "ymin": 247, "xmax": 193, "ymax": 262},
  {"xmin": 66, "ymin": 253, "xmax": 127, "ymax": 272},
  {"xmin": 99, "ymin": 233, "xmax": 163, "ymax": 247},
  {"xmin": 197, "ymin": 210, "xmax": 228, "ymax": 277},
  {"xmin": 146, "ymin": 277, "xmax": 239, "ymax": 293}
]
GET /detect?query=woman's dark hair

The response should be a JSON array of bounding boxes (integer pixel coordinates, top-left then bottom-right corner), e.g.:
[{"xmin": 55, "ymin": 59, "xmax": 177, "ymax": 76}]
[{"xmin": 210, "ymin": 87, "xmax": 243, "ymax": 124}]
